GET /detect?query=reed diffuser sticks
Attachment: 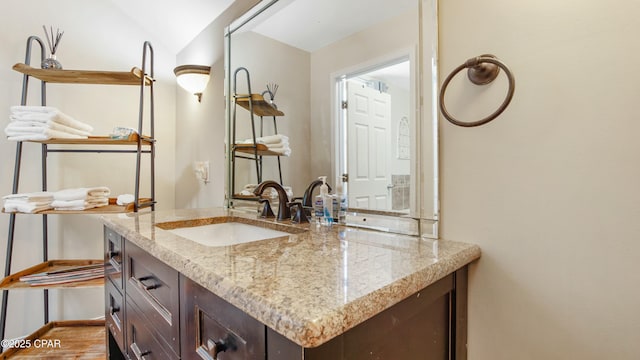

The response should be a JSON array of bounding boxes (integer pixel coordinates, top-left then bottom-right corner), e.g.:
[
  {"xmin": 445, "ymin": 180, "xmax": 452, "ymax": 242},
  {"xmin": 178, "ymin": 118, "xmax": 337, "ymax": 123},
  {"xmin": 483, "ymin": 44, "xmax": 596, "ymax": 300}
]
[{"xmin": 42, "ymin": 26, "xmax": 64, "ymax": 55}]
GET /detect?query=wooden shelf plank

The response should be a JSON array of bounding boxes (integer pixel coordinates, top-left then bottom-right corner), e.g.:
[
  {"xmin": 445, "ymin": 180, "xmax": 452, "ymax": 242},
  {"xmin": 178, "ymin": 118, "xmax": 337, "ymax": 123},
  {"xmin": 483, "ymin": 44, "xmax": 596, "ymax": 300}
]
[
  {"xmin": 12, "ymin": 63, "xmax": 153, "ymax": 86},
  {"xmin": 3, "ymin": 198, "xmax": 153, "ymax": 215},
  {"xmin": 235, "ymin": 93, "xmax": 284, "ymax": 117},
  {"xmin": 234, "ymin": 143, "xmax": 285, "ymax": 156},
  {"xmin": 30, "ymin": 134, "xmax": 154, "ymax": 146},
  {"xmin": 0, "ymin": 260, "xmax": 105, "ymax": 290},
  {"xmin": 0, "ymin": 320, "xmax": 105, "ymax": 359}
]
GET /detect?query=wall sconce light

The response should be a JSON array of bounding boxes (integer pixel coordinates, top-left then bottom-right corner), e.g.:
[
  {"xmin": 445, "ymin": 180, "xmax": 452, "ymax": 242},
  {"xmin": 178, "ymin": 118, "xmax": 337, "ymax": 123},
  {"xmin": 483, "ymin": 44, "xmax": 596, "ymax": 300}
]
[{"xmin": 174, "ymin": 64, "xmax": 211, "ymax": 102}]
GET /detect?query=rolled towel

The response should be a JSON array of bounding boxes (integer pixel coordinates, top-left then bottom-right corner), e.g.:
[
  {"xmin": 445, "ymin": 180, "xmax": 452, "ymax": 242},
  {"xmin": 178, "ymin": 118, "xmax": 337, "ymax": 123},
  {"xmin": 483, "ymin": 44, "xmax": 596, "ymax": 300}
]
[
  {"xmin": 54, "ymin": 187, "xmax": 111, "ymax": 201},
  {"xmin": 116, "ymin": 194, "xmax": 135, "ymax": 206}
]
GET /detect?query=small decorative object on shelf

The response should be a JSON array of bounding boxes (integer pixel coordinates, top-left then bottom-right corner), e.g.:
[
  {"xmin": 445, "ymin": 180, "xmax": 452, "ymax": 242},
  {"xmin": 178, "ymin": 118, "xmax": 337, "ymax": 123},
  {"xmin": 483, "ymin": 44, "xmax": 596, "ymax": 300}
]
[
  {"xmin": 41, "ymin": 25, "xmax": 64, "ymax": 69},
  {"xmin": 263, "ymin": 82, "xmax": 279, "ymax": 109}
]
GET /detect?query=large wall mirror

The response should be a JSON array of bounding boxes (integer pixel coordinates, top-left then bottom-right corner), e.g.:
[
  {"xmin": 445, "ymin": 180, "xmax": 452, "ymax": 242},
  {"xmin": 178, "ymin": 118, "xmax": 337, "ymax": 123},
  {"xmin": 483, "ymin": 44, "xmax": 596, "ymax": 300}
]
[{"xmin": 225, "ymin": 0, "xmax": 439, "ymax": 237}]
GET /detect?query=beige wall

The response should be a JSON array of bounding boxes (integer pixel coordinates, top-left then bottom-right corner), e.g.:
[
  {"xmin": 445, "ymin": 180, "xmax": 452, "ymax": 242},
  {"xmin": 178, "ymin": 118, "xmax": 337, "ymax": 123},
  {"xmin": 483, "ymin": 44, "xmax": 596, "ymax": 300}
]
[
  {"xmin": 175, "ymin": 0, "xmax": 260, "ymax": 209},
  {"xmin": 229, "ymin": 31, "xmax": 311, "ymax": 195},
  {"xmin": 439, "ymin": 0, "xmax": 640, "ymax": 358},
  {"xmin": 0, "ymin": 1, "xmax": 176, "ymax": 339}
]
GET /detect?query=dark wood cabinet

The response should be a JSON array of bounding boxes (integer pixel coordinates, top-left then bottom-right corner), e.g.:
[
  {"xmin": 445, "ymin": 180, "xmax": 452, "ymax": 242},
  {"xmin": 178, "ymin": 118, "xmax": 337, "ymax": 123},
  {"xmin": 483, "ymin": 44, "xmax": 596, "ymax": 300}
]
[
  {"xmin": 105, "ymin": 227, "xmax": 469, "ymax": 360},
  {"xmin": 181, "ymin": 275, "xmax": 266, "ymax": 359}
]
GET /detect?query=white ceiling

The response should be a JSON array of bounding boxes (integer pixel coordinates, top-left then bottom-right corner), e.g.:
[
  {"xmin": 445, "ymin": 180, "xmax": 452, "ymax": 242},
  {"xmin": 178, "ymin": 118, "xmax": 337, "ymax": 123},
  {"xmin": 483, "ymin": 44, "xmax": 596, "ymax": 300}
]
[
  {"xmin": 249, "ymin": 0, "xmax": 416, "ymax": 52},
  {"xmin": 107, "ymin": 0, "xmax": 235, "ymax": 53},
  {"xmin": 107, "ymin": 0, "xmax": 416, "ymax": 54}
]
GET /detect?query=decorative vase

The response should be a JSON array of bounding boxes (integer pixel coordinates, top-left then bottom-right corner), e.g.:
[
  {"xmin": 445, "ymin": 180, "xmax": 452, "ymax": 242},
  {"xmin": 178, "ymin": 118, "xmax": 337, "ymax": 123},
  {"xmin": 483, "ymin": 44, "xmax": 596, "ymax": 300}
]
[{"xmin": 41, "ymin": 54, "xmax": 62, "ymax": 70}]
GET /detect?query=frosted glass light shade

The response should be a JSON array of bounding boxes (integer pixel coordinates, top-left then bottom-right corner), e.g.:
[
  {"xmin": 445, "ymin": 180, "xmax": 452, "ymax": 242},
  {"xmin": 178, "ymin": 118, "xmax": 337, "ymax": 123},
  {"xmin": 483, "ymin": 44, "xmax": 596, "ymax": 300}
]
[{"xmin": 174, "ymin": 65, "xmax": 211, "ymax": 102}]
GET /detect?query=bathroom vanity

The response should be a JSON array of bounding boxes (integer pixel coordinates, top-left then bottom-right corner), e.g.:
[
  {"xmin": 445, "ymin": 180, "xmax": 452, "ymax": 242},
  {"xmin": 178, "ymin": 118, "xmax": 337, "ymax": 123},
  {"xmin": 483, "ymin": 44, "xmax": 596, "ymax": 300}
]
[{"xmin": 102, "ymin": 208, "xmax": 479, "ymax": 359}]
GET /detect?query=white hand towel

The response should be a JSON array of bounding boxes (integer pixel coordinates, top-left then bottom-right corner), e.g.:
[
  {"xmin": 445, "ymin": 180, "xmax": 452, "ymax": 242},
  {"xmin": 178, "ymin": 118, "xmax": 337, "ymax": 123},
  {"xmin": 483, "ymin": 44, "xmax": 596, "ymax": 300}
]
[
  {"xmin": 6, "ymin": 121, "xmax": 91, "ymax": 137},
  {"xmin": 2, "ymin": 192, "xmax": 54, "ymax": 202},
  {"xmin": 10, "ymin": 105, "xmax": 58, "ymax": 114},
  {"xmin": 51, "ymin": 198, "xmax": 109, "ymax": 210},
  {"xmin": 54, "ymin": 187, "xmax": 111, "ymax": 201},
  {"xmin": 9, "ymin": 106, "xmax": 94, "ymax": 133},
  {"xmin": 256, "ymin": 134, "xmax": 289, "ymax": 144},
  {"xmin": 3, "ymin": 201, "xmax": 53, "ymax": 213},
  {"xmin": 6, "ymin": 128, "xmax": 86, "ymax": 141}
]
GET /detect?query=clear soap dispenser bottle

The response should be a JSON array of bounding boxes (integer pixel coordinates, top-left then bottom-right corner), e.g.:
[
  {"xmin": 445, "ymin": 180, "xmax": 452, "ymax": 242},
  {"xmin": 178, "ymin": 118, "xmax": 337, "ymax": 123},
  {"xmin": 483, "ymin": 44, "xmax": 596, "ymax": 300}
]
[{"xmin": 314, "ymin": 176, "xmax": 333, "ymax": 226}]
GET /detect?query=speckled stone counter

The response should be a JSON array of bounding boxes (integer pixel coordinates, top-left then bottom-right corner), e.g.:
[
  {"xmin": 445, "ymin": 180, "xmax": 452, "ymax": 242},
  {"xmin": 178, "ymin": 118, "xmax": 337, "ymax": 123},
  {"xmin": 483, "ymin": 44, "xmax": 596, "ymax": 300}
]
[{"xmin": 100, "ymin": 207, "xmax": 480, "ymax": 348}]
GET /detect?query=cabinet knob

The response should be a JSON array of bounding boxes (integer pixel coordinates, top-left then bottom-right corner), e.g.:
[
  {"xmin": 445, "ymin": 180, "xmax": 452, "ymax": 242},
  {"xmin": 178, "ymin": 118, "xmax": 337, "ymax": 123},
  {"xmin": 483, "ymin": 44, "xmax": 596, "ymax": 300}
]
[
  {"xmin": 206, "ymin": 338, "xmax": 228, "ymax": 359},
  {"xmin": 109, "ymin": 305, "xmax": 120, "ymax": 315}
]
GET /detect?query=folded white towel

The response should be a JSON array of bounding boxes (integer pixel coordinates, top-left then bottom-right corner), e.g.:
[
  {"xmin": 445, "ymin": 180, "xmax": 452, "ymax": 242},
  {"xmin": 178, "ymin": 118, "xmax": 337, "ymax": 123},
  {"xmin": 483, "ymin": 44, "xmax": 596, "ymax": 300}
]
[
  {"xmin": 2, "ymin": 192, "xmax": 54, "ymax": 202},
  {"xmin": 3, "ymin": 201, "xmax": 52, "ymax": 214},
  {"xmin": 238, "ymin": 134, "xmax": 289, "ymax": 146},
  {"xmin": 7, "ymin": 128, "xmax": 87, "ymax": 141},
  {"xmin": 257, "ymin": 134, "xmax": 288, "ymax": 144},
  {"xmin": 10, "ymin": 105, "xmax": 58, "ymax": 113},
  {"xmin": 6, "ymin": 121, "xmax": 92, "ymax": 137},
  {"xmin": 54, "ymin": 187, "xmax": 111, "ymax": 201},
  {"xmin": 268, "ymin": 147, "xmax": 291, "ymax": 156},
  {"xmin": 51, "ymin": 198, "xmax": 109, "ymax": 210},
  {"xmin": 9, "ymin": 106, "xmax": 94, "ymax": 133}
]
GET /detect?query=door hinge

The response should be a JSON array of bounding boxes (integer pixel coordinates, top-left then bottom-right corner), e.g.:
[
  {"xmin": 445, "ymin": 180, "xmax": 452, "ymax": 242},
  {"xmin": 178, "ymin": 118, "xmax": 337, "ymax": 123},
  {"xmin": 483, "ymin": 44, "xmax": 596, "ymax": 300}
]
[
  {"xmin": 341, "ymin": 101, "xmax": 348, "ymax": 109},
  {"xmin": 342, "ymin": 173, "xmax": 349, "ymax": 182}
]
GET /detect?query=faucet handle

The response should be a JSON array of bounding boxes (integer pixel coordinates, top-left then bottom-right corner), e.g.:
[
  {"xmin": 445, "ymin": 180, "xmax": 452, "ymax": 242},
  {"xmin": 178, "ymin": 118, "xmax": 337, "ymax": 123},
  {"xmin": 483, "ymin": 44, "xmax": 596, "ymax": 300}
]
[
  {"xmin": 258, "ymin": 199, "xmax": 275, "ymax": 218},
  {"xmin": 288, "ymin": 201, "xmax": 310, "ymax": 224}
]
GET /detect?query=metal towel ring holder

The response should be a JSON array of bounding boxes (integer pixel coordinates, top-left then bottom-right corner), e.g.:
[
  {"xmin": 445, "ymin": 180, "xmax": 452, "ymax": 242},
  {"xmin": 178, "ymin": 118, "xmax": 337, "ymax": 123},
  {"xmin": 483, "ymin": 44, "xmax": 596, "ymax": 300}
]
[{"xmin": 439, "ymin": 54, "xmax": 515, "ymax": 127}]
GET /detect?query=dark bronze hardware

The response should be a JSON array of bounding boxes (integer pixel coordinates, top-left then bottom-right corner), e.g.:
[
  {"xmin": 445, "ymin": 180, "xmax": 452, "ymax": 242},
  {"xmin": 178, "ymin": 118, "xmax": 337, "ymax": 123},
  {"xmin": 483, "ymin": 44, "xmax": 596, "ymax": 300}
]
[{"xmin": 440, "ymin": 54, "xmax": 515, "ymax": 127}]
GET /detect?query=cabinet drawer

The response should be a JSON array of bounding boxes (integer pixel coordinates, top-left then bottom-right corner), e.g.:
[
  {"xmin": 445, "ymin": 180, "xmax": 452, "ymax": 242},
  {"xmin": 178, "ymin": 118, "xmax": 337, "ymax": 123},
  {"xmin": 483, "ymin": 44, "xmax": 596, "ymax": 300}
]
[
  {"xmin": 181, "ymin": 275, "xmax": 265, "ymax": 359},
  {"xmin": 125, "ymin": 241, "xmax": 180, "ymax": 355},
  {"xmin": 126, "ymin": 300, "xmax": 175, "ymax": 360},
  {"xmin": 104, "ymin": 226, "xmax": 124, "ymax": 290},
  {"xmin": 105, "ymin": 279, "xmax": 125, "ymax": 353}
]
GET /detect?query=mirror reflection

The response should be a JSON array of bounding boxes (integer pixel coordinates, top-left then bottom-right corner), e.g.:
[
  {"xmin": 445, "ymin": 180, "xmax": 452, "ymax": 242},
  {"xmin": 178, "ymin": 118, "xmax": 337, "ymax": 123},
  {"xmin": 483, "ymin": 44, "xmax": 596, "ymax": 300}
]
[{"xmin": 225, "ymin": 0, "xmax": 437, "ymax": 234}]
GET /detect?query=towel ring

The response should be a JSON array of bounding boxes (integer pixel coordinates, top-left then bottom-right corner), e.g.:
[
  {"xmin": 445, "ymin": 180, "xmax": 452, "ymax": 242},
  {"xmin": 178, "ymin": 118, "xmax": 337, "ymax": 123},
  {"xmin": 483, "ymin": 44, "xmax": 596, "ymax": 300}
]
[{"xmin": 439, "ymin": 54, "xmax": 515, "ymax": 127}]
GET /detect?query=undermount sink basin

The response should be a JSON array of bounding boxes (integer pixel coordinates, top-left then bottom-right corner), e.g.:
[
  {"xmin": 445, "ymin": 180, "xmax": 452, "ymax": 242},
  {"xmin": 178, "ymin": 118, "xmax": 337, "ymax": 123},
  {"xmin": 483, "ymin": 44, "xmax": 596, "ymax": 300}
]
[{"xmin": 156, "ymin": 216, "xmax": 298, "ymax": 247}]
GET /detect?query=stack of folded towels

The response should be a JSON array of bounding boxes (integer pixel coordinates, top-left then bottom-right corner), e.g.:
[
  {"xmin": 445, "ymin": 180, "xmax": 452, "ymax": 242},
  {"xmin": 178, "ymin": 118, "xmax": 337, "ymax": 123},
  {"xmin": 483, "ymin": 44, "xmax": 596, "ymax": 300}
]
[
  {"xmin": 239, "ymin": 183, "xmax": 294, "ymax": 201},
  {"xmin": 2, "ymin": 192, "xmax": 54, "ymax": 214},
  {"xmin": 239, "ymin": 134, "xmax": 291, "ymax": 156},
  {"xmin": 2, "ymin": 187, "xmax": 111, "ymax": 213},
  {"xmin": 5, "ymin": 106, "xmax": 94, "ymax": 141},
  {"xmin": 51, "ymin": 187, "xmax": 110, "ymax": 211}
]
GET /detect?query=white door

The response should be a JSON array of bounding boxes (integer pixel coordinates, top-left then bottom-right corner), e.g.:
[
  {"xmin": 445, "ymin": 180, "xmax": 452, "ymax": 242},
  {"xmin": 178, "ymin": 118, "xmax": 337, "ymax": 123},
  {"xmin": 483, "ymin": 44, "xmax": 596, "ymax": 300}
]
[{"xmin": 346, "ymin": 81, "xmax": 392, "ymax": 210}]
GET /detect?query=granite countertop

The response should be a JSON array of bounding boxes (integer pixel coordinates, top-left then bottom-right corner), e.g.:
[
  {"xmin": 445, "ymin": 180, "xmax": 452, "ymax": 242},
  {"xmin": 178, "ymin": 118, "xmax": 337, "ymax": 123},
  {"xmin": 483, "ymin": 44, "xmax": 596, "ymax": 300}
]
[{"xmin": 100, "ymin": 207, "xmax": 480, "ymax": 348}]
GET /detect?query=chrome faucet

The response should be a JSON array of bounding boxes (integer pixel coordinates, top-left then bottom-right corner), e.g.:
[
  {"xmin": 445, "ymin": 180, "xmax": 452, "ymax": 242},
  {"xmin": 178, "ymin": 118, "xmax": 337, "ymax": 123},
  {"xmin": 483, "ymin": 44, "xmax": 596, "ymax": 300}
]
[{"xmin": 253, "ymin": 181, "xmax": 291, "ymax": 221}]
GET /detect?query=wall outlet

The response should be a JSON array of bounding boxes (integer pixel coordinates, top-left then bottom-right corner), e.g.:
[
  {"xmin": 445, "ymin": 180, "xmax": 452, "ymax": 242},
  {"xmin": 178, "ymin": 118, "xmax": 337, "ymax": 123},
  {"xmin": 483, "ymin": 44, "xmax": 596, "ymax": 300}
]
[{"xmin": 194, "ymin": 161, "xmax": 209, "ymax": 183}]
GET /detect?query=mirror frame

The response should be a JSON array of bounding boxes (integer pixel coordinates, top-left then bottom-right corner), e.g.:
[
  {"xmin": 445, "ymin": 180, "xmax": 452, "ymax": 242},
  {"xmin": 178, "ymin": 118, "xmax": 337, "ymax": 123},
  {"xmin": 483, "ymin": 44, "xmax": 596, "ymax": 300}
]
[{"xmin": 224, "ymin": 0, "xmax": 439, "ymax": 238}]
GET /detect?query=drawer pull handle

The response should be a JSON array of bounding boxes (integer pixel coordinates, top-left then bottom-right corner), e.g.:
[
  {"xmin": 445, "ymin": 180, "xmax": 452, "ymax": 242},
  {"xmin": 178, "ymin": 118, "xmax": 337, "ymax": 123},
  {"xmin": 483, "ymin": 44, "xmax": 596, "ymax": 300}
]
[
  {"xmin": 137, "ymin": 276, "xmax": 160, "ymax": 290},
  {"xmin": 109, "ymin": 305, "xmax": 120, "ymax": 315},
  {"xmin": 130, "ymin": 342, "xmax": 150, "ymax": 360},
  {"xmin": 108, "ymin": 250, "xmax": 120, "ymax": 258},
  {"xmin": 198, "ymin": 337, "xmax": 238, "ymax": 360}
]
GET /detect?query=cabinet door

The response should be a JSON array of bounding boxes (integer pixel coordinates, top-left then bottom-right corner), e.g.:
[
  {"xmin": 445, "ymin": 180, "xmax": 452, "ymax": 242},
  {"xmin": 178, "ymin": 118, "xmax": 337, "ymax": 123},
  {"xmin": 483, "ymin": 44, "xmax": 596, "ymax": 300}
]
[
  {"xmin": 181, "ymin": 275, "xmax": 266, "ymax": 359},
  {"xmin": 105, "ymin": 279, "xmax": 125, "ymax": 353},
  {"xmin": 105, "ymin": 227, "xmax": 124, "ymax": 291},
  {"xmin": 125, "ymin": 240, "xmax": 180, "ymax": 357},
  {"xmin": 126, "ymin": 300, "xmax": 175, "ymax": 360}
]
